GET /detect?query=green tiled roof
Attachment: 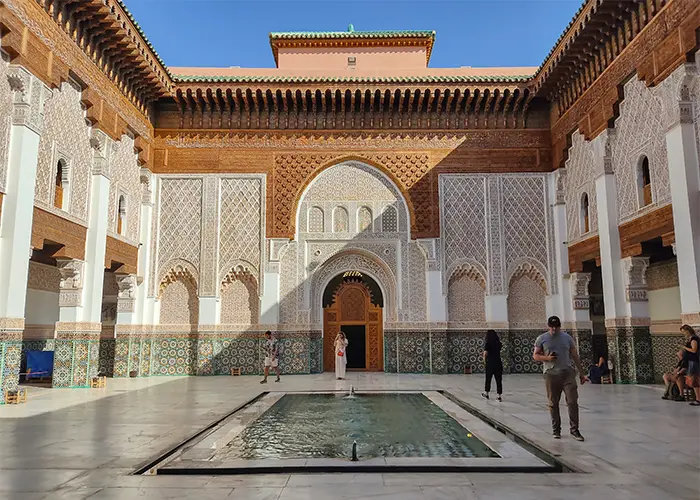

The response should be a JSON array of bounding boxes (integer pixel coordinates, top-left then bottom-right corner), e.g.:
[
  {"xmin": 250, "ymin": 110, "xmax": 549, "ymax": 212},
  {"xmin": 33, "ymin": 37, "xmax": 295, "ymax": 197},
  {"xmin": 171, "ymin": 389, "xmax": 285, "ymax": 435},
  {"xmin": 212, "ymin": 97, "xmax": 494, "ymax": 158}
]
[
  {"xmin": 174, "ymin": 74, "xmax": 532, "ymax": 84},
  {"xmin": 269, "ymin": 28, "xmax": 436, "ymax": 40}
]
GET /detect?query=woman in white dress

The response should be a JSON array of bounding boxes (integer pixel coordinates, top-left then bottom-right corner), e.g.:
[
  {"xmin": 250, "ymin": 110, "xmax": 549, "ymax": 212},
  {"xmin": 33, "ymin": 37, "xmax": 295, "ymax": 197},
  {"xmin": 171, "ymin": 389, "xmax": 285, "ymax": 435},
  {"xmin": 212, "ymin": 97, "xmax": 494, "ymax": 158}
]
[{"xmin": 335, "ymin": 332, "xmax": 349, "ymax": 380}]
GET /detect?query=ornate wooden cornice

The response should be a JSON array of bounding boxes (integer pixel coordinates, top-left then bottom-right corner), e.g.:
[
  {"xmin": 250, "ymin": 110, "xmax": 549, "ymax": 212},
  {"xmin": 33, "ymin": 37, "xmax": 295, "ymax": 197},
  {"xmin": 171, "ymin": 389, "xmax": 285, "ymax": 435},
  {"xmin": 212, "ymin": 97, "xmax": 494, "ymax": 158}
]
[
  {"xmin": 534, "ymin": 0, "xmax": 668, "ymax": 115},
  {"xmin": 2, "ymin": 0, "xmax": 173, "ymax": 113},
  {"xmin": 165, "ymin": 83, "xmax": 538, "ymax": 131}
]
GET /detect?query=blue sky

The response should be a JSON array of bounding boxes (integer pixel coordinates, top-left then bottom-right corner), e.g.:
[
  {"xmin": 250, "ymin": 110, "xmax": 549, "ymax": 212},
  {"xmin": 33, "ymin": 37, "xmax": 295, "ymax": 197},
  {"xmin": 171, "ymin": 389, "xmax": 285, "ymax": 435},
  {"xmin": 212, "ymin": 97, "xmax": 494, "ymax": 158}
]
[{"xmin": 123, "ymin": 0, "xmax": 582, "ymax": 69}]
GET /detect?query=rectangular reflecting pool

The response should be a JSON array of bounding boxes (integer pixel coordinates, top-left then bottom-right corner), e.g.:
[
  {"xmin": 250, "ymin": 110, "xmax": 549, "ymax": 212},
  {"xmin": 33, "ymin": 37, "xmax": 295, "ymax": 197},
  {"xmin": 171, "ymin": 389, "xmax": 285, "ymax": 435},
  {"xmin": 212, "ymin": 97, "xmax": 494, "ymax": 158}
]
[
  {"xmin": 222, "ymin": 393, "xmax": 498, "ymax": 460},
  {"xmin": 158, "ymin": 391, "xmax": 554, "ymax": 473}
]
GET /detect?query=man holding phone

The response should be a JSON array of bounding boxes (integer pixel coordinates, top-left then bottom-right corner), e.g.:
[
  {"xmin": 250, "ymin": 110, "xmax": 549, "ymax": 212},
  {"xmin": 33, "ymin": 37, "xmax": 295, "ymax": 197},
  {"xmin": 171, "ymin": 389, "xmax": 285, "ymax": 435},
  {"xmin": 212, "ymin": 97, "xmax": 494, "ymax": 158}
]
[{"xmin": 533, "ymin": 316, "xmax": 588, "ymax": 441}]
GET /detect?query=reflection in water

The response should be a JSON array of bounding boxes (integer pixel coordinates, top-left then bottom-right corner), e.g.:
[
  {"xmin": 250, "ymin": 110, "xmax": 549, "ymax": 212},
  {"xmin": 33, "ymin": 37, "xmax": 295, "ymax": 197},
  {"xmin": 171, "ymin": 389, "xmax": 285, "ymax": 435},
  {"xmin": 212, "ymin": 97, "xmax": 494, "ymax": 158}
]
[{"xmin": 223, "ymin": 393, "xmax": 498, "ymax": 460}]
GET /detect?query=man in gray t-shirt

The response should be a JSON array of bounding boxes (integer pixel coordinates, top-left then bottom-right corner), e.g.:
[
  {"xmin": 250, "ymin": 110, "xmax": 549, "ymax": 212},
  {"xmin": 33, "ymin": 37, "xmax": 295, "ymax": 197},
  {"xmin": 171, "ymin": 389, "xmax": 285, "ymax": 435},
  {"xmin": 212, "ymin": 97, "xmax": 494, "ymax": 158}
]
[{"xmin": 533, "ymin": 316, "xmax": 587, "ymax": 441}]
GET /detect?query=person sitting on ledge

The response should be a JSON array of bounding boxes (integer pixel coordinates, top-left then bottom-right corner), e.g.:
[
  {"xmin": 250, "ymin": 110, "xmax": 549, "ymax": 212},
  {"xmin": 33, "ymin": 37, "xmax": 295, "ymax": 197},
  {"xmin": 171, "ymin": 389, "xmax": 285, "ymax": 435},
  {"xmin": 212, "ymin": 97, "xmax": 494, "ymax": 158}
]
[
  {"xmin": 661, "ymin": 350, "xmax": 686, "ymax": 401},
  {"xmin": 588, "ymin": 356, "xmax": 609, "ymax": 384}
]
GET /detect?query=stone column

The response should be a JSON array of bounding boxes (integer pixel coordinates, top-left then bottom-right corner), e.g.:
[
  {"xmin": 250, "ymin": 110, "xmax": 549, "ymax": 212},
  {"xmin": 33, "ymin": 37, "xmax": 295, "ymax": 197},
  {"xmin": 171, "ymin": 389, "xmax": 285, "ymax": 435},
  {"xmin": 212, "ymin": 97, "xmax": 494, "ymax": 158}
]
[
  {"xmin": 136, "ymin": 169, "xmax": 155, "ymax": 325},
  {"xmin": 114, "ymin": 274, "xmax": 145, "ymax": 378},
  {"xmin": 53, "ymin": 258, "xmax": 101, "ymax": 387},
  {"xmin": 663, "ymin": 64, "xmax": 700, "ymax": 327},
  {"xmin": 416, "ymin": 238, "xmax": 447, "ymax": 374},
  {"xmin": 0, "ymin": 67, "xmax": 50, "ymax": 395},
  {"xmin": 260, "ymin": 239, "xmax": 288, "ymax": 325},
  {"xmin": 594, "ymin": 130, "xmax": 653, "ymax": 383},
  {"xmin": 570, "ymin": 272, "xmax": 593, "ymax": 364},
  {"xmin": 548, "ymin": 169, "xmax": 572, "ymax": 321}
]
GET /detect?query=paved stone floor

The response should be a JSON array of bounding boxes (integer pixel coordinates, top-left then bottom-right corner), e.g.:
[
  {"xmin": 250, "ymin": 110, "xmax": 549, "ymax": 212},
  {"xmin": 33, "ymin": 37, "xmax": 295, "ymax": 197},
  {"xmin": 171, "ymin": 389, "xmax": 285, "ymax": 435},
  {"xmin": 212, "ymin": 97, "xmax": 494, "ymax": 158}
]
[{"xmin": 0, "ymin": 373, "xmax": 698, "ymax": 499}]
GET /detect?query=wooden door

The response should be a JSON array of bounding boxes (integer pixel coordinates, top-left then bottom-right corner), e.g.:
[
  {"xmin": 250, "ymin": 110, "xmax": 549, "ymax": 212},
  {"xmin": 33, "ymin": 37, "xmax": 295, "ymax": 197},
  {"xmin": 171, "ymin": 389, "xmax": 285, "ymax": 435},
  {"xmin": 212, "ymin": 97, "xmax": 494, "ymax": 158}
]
[{"xmin": 323, "ymin": 281, "xmax": 383, "ymax": 372}]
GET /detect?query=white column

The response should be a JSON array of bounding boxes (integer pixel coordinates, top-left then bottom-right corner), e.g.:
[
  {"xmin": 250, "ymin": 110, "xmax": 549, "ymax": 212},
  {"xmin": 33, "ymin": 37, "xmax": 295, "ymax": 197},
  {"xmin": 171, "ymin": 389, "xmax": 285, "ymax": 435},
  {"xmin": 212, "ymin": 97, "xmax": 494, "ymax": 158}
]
[
  {"xmin": 80, "ymin": 130, "xmax": 111, "ymax": 324},
  {"xmin": 570, "ymin": 272, "xmax": 592, "ymax": 326},
  {"xmin": 135, "ymin": 168, "xmax": 155, "ymax": 325},
  {"xmin": 417, "ymin": 239, "xmax": 446, "ymax": 322},
  {"xmin": 593, "ymin": 131, "xmax": 627, "ymax": 322},
  {"xmin": 664, "ymin": 70, "xmax": 700, "ymax": 326},
  {"xmin": 260, "ymin": 271, "xmax": 280, "ymax": 325},
  {"xmin": 549, "ymin": 169, "xmax": 572, "ymax": 322},
  {"xmin": 0, "ymin": 67, "xmax": 50, "ymax": 320}
]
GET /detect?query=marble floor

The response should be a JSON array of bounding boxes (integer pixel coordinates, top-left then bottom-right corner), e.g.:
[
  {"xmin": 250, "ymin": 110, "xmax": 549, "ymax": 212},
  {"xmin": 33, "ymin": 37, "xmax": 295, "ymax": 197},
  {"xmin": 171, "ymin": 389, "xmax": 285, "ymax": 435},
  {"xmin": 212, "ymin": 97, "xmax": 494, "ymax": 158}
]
[{"xmin": 0, "ymin": 373, "xmax": 698, "ymax": 499}]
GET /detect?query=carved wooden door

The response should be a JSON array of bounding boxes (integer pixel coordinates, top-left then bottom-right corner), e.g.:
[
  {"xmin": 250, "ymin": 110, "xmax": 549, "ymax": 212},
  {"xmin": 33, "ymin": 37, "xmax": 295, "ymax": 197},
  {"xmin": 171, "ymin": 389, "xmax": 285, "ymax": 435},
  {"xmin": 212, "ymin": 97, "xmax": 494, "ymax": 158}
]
[{"xmin": 323, "ymin": 281, "xmax": 383, "ymax": 372}]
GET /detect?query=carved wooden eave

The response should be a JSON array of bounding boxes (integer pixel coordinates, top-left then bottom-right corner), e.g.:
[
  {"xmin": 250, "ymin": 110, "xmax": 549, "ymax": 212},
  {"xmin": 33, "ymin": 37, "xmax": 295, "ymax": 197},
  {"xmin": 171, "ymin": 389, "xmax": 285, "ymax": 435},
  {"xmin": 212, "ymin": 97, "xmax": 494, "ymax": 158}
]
[
  {"xmin": 167, "ymin": 81, "xmax": 537, "ymax": 130},
  {"xmin": 533, "ymin": 0, "xmax": 669, "ymax": 117},
  {"xmin": 25, "ymin": 0, "xmax": 173, "ymax": 111}
]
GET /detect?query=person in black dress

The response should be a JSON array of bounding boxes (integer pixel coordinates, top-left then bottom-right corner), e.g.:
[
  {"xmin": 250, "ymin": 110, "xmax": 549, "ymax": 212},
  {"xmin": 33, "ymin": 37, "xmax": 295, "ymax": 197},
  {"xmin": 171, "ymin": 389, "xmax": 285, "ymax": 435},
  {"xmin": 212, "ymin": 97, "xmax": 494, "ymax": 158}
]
[{"xmin": 481, "ymin": 329, "xmax": 503, "ymax": 402}]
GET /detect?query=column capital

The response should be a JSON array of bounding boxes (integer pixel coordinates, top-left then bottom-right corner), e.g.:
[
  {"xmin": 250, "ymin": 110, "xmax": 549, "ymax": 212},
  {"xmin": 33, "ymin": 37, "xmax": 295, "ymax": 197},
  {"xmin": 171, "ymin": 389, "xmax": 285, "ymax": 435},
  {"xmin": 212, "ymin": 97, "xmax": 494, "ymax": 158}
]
[
  {"xmin": 140, "ymin": 168, "xmax": 153, "ymax": 205},
  {"xmin": 56, "ymin": 258, "xmax": 85, "ymax": 307},
  {"xmin": 416, "ymin": 238, "xmax": 441, "ymax": 272},
  {"xmin": 115, "ymin": 273, "xmax": 138, "ymax": 313},
  {"xmin": 90, "ymin": 129, "xmax": 111, "ymax": 178},
  {"xmin": 570, "ymin": 272, "xmax": 592, "ymax": 310},
  {"xmin": 553, "ymin": 168, "xmax": 566, "ymax": 205},
  {"xmin": 7, "ymin": 65, "xmax": 51, "ymax": 135},
  {"xmin": 592, "ymin": 128, "xmax": 614, "ymax": 177},
  {"xmin": 621, "ymin": 256, "xmax": 650, "ymax": 302},
  {"xmin": 661, "ymin": 62, "xmax": 697, "ymax": 131}
]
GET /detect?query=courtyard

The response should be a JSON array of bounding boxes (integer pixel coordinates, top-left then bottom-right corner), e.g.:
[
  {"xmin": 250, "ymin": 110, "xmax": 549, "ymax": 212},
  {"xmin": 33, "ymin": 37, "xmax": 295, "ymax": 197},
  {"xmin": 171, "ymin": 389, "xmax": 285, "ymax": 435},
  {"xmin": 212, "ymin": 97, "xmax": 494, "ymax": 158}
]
[{"xmin": 0, "ymin": 374, "xmax": 698, "ymax": 499}]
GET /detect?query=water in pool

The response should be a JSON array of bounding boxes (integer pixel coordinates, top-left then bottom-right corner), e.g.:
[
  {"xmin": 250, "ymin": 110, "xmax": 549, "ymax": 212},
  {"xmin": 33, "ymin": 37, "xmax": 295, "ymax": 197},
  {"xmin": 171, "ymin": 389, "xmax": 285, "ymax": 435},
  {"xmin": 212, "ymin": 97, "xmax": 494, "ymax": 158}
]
[{"xmin": 220, "ymin": 393, "xmax": 498, "ymax": 460}]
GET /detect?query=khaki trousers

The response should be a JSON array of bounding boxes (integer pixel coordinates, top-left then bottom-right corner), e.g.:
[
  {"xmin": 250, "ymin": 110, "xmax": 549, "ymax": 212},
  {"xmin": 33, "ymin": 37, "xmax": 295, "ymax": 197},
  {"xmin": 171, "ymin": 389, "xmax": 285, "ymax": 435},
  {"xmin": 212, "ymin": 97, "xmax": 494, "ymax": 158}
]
[{"xmin": 544, "ymin": 369, "xmax": 579, "ymax": 434}]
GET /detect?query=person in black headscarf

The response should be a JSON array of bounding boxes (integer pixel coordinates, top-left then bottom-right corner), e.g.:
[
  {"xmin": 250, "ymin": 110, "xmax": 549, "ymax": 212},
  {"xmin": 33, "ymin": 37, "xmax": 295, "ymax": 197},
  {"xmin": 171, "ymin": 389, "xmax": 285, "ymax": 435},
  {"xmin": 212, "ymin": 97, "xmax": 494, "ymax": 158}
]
[{"xmin": 481, "ymin": 329, "xmax": 503, "ymax": 402}]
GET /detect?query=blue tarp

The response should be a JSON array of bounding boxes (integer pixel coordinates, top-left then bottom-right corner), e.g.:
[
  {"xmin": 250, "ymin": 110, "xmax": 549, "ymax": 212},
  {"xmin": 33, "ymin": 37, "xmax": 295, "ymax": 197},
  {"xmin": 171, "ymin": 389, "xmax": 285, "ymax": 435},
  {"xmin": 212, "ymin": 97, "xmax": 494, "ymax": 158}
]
[{"xmin": 26, "ymin": 351, "xmax": 54, "ymax": 379}]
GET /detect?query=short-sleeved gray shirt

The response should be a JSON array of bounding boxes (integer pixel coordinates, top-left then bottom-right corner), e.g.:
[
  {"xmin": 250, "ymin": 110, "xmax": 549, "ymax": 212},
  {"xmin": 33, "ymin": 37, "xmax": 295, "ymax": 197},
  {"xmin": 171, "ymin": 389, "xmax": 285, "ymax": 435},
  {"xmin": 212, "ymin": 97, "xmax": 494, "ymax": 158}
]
[{"xmin": 534, "ymin": 331, "xmax": 575, "ymax": 374}]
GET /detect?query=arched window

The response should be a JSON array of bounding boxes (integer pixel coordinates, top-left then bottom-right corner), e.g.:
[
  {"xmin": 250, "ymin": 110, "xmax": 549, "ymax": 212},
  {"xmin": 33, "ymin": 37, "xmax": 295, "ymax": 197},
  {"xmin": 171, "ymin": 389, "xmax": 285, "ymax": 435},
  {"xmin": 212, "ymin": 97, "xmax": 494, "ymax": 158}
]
[
  {"xmin": 332, "ymin": 206, "xmax": 349, "ymax": 233},
  {"xmin": 357, "ymin": 206, "xmax": 373, "ymax": 232},
  {"xmin": 580, "ymin": 193, "xmax": 590, "ymax": 234},
  {"xmin": 117, "ymin": 195, "xmax": 126, "ymax": 235},
  {"xmin": 638, "ymin": 156, "xmax": 652, "ymax": 207},
  {"xmin": 54, "ymin": 159, "xmax": 66, "ymax": 209}
]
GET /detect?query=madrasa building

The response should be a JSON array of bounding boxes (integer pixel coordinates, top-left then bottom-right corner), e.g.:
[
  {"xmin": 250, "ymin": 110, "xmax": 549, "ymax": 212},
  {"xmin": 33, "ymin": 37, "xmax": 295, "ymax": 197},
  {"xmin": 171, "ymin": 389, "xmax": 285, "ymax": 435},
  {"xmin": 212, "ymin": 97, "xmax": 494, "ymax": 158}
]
[{"xmin": 0, "ymin": 0, "xmax": 699, "ymax": 393}]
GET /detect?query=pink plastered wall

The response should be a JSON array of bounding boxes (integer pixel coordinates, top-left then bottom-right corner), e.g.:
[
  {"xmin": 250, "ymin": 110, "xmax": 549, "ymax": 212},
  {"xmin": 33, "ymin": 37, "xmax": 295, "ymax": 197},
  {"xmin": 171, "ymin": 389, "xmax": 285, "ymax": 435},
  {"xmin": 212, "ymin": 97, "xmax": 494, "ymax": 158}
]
[{"xmin": 276, "ymin": 46, "xmax": 428, "ymax": 70}]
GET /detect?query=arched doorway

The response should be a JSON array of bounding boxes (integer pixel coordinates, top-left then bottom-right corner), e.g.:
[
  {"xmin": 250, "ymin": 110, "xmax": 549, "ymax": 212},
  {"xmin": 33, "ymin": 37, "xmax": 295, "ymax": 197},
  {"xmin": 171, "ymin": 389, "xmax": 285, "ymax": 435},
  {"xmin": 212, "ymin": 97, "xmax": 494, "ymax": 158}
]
[{"xmin": 323, "ymin": 271, "xmax": 383, "ymax": 372}]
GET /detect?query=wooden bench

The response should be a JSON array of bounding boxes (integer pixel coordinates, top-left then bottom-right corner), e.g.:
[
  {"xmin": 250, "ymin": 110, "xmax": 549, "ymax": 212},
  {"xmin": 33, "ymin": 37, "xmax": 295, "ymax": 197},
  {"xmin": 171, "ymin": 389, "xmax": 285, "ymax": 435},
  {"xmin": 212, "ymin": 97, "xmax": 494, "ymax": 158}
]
[
  {"xmin": 230, "ymin": 368, "xmax": 242, "ymax": 376},
  {"xmin": 90, "ymin": 376, "xmax": 107, "ymax": 388},
  {"xmin": 3, "ymin": 389, "xmax": 27, "ymax": 404}
]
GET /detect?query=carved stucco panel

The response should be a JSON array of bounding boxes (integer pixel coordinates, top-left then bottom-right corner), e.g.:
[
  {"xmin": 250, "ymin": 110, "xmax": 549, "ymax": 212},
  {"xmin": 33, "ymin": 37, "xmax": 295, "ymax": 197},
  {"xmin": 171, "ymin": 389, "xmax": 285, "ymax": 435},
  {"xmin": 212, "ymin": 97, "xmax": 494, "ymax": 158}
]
[
  {"xmin": 408, "ymin": 241, "xmax": 427, "ymax": 322},
  {"xmin": 440, "ymin": 175, "xmax": 488, "ymax": 286},
  {"xmin": 218, "ymin": 177, "xmax": 264, "ymax": 288},
  {"xmin": 508, "ymin": 275, "xmax": 547, "ymax": 328},
  {"xmin": 107, "ymin": 134, "xmax": 141, "ymax": 243},
  {"xmin": 565, "ymin": 131, "xmax": 599, "ymax": 242},
  {"xmin": 35, "ymin": 80, "xmax": 92, "ymax": 221},
  {"xmin": 612, "ymin": 75, "xmax": 670, "ymax": 222},
  {"xmin": 448, "ymin": 273, "xmax": 486, "ymax": 322},
  {"xmin": 157, "ymin": 178, "xmax": 203, "ymax": 275},
  {"xmin": 502, "ymin": 175, "xmax": 549, "ymax": 280},
  {"xmin": 0, "ymin": 54, "xmax": 12, "ymax": 193},
  {"xmin": 27, "ymin": 261, "xmax": 60, "ymax": 292}
]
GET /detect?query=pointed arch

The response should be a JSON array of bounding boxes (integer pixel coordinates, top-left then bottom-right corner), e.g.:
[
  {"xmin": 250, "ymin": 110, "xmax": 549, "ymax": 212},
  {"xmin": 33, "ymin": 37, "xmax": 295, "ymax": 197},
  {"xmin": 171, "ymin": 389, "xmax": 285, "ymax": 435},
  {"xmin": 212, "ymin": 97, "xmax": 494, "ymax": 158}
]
[
  {"xmin": 220, "ymin": 264, "xmax": 259, "ymax": 325},
  {"xmin": 158, "ymin": 261, "xmax": 199, "ymax": 326}
]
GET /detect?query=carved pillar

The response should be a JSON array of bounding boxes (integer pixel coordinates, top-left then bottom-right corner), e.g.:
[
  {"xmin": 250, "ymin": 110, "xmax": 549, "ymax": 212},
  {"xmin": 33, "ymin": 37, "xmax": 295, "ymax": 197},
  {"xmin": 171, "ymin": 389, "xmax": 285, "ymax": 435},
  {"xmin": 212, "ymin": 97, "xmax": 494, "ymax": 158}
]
[
  {"xmin": 548, "ymin": 169, "xmax": 572, "ymax": 321},
  {"xmin": 417, "ymin": 238, "xmax": 447, "ymax": 374},
  {"xmin": 570, "ymin": 272, "xmax": 593, "ymax": 364},
  {"xmin": 198, "ymin": 176, "xmax": 220, "ymax": 326},
  {"xmin": 53, "ymin": 258, "xmax": 100, "ymax": 387},
  {"xmin": 136, "ymin": 168, "xmax": 155, "ymax": 325},
  {"xmin": 663, "ymin": 64, "xmax": 700, "ymax": 327},
  {"xmin": 607, "ymin": 256, "xmax": 653, "ymax": 384},
  {"xmin": 114, "ymin": 273, "xmax": 145, "ymax": 377},
  {"xmin": 0, "ymin": 67, "xmax": 50, "ymax": 396},
  {"xmin": 485, "ymin": 176, "xmax": 508, "ymax": 326}
]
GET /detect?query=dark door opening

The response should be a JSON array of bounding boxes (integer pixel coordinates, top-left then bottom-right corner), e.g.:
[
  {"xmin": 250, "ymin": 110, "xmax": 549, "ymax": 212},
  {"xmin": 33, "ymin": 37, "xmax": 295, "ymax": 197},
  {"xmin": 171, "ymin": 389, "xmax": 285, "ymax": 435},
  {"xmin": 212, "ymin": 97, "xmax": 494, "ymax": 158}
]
[{"xmin": 341, "ymin": 325, "xmax": 366, "ymax": 369}]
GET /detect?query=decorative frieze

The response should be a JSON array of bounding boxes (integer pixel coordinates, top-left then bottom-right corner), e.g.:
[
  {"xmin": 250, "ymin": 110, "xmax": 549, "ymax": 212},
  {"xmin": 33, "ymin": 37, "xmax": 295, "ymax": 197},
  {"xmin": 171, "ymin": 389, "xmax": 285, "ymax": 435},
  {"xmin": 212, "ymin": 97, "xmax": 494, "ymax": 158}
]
[{"xmin": 56, "ymin": 258, "xmax": 85, "ymax": 307}]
